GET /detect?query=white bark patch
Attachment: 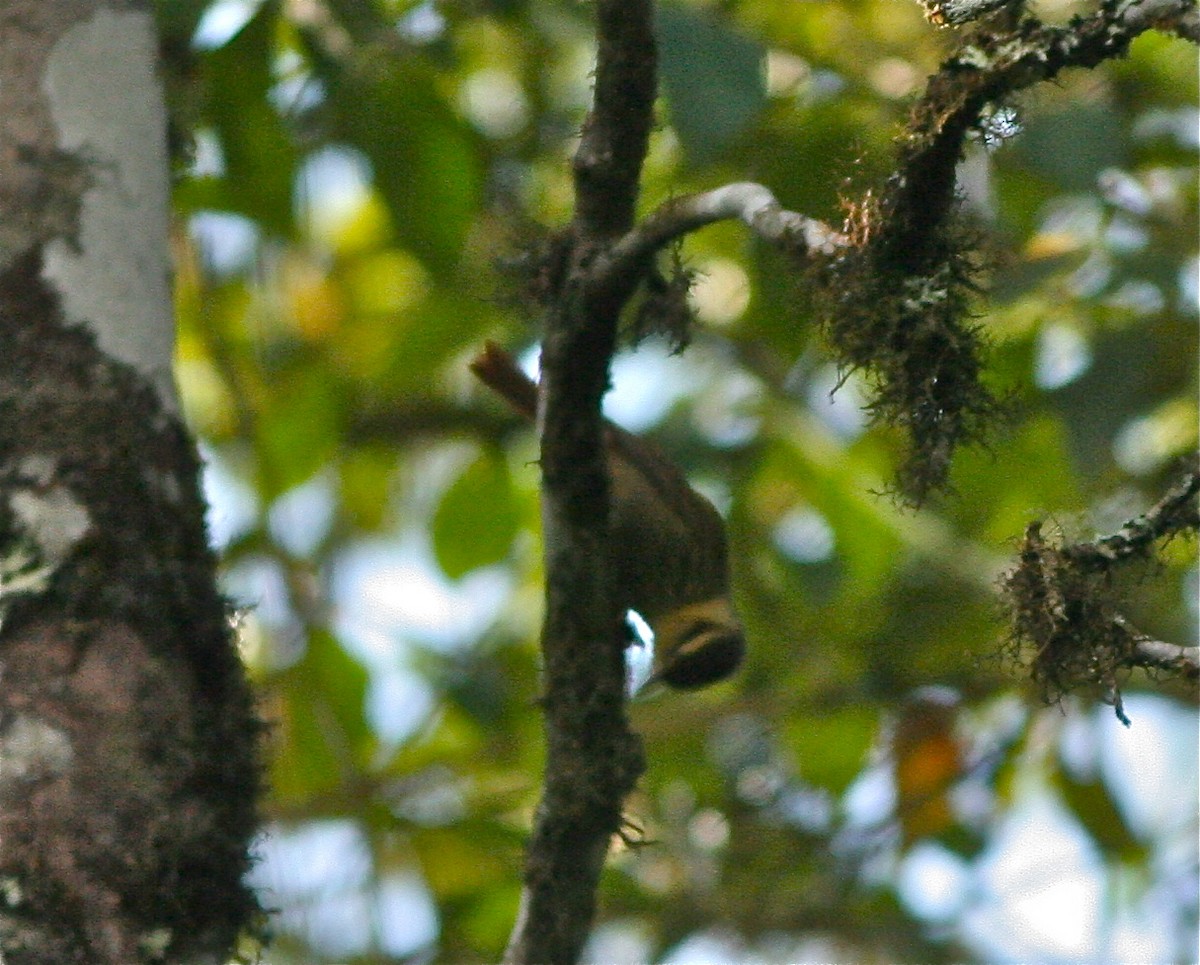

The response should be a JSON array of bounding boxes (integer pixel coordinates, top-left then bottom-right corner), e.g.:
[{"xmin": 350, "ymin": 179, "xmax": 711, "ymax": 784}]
[
  {"xmin": 0, "ymin": 877, "xmax": 23, "ymax": 908},
  {"xmin": 0, "ymin": 714, "xmax": 74, "ymax": 782},
  {"xmin": 10, "ymin": 485, "xmax": 91, "ymax": 563},
  {"xmin": 17, "ymin": 454, "xmax": 57, "ymax": 487},
  {"xmin": 40, "ymin": 7, "xmax": 177, "ymax": 410}
]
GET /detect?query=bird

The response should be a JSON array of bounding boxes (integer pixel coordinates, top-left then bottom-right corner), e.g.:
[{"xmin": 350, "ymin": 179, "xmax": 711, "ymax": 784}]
[{"xmin": 470, "ymin": 341, "xmax": 744, "ymax": 689}]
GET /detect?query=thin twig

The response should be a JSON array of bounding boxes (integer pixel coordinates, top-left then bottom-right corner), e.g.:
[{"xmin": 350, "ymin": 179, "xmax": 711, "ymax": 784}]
[
  {"xmin": 591, "ymin": 182, "xmax": 845, "ymax": 292},
  {"xmin": 1066, "ymin": 469, "xmax": 1200, "ymax": 568},
  {"xmin": 1115, "ymin": 615, "xmax": 1200, "ymax": 680}
]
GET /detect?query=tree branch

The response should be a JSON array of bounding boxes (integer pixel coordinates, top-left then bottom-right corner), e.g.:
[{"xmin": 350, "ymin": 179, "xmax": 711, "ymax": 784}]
[
  {"xmin": 1065, "ymin": 468, "xmax": 1200, "ymax": 568},
  {"xmin": 817, "ymin": 0, "xmax": 1197, "ymax": 502},
  {"xmin": 1114, "ymin": 615, "xmax": 1200, "ymax": 680},
  {"xmin": 503, "ymin": 1, "xmax": 656, "ymax": 962},
  {"xmin": 887, "ymin": 0, "xmax": 1197, "ymax": 267},
  {"xmin": 1118, "ymin": 0, "xmax": 1199, "ymax": 41},
  {"xmin": 1002, "ymin": 460, "xmax": 1200, "ymax": 721},
  {"xmin": 571, "ymin": 0, "xmax": 657, "ymax": 242},
  {"xmin": 590, "ymin": 182, "xmax": 845, "ymax": 296},
  {"xmin": 1131, "ymin": 641, "xmax": 1200, "ymax": 678}
]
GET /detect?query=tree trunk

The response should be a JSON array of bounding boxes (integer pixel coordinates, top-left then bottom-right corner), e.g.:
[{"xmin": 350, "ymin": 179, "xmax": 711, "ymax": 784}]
[{"xmin": 0, "ymin": 2, "xmax": 260, "ymax": 962}]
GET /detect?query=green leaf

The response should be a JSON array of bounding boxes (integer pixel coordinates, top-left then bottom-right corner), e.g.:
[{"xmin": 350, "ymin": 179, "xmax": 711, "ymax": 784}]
[
  {"xmin": 946, "ymin": 415, "xmax": 1080, "ymax": 544},
  {"xmin": 1054, "ymin": 762, "xmax": 1148, "ymax": 865},
  {"xmin": 656, "ymin": 4, "xmax": 767, "ymax": 167},
  {"xmin": 313, "ymin": 55, "xmax": 483, "ymax": 278},
  {"xmin": 153, "ymin": 0, "xmax": 210, "ymax": 50},
  {"xmin": 339, "ymin": 444, "xmax": 397, "ymax": 531},
  {"xmin": 432, "ymin": 451, "xmax": 520, "ymax": 579},
  {"xmin": 380, "ymin": 289, "xmax": 493, "ymax": 393},
  {"xmin": 255, "ymin": 362, "xmax": 341, "ymax": 499},
  {"xmin": 195, "ymin": 4, "xmax": 298, "ymax": 235},
  {"xmin": 1014, "ymin": 105, "xmax": 1127, "ymax": 192},
  {"xmin": 411, "ymin": 826, "xmax": 510, "ymax": 898},
  {"xmin": 785, "ymin": 706, "xmax": 876, "ymax": 793},
  {"xmin": 271, "ymin": 627, "xmax": 372, "ymax": 805}
]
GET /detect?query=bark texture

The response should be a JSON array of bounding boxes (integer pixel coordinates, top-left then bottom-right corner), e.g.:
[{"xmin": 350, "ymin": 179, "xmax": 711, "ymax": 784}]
[{"xmin": 0, "ymin": 2, "xmax": 260, "ymax": 962}]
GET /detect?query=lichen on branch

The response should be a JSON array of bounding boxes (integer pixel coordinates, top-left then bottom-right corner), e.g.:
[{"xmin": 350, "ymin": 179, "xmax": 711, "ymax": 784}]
[
  {"xmin": 1000, "ymin": 464, "xmax": 1200, "ymax": 724},
  {"xmin": 816, "ymin": 0, "xmax": 1197, "ymax": 502}
]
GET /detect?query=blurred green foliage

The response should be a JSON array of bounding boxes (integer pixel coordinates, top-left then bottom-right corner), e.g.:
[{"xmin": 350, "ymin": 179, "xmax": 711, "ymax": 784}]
[{"xmin": 159, "ymin": 0, "xmax": 1197, "ymax": 961}]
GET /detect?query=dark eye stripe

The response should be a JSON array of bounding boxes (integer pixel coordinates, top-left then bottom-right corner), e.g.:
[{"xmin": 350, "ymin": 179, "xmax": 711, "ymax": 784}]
[
  {"xmin": 661, "ymin": 630, "xmax": 745, "ymax": 688},
  {"xmin": 678, "ymin": 621, "xmax": 725, "ymax": 650},
  {"xmin": 676, "ymin": 626, "xmax": 744, "ymax": 662}
]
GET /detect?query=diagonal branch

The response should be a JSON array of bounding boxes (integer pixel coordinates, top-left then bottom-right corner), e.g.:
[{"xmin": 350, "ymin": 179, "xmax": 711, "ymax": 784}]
[
  {"xmin": 1065, "ymin": 469, "xmax": 1200, "ymax": 568},
  {"xmin": 885, "ymin": 0, "xmax": 1199, "ymax": 269}
]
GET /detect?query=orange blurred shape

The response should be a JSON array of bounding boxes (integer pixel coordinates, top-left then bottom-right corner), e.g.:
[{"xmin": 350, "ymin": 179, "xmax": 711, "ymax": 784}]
[{"xmin": 892, "ymin": 689, "xmax": 963, "ymax": 846}]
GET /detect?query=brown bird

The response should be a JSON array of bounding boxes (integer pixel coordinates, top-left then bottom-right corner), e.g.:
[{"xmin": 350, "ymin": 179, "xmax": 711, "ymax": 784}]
[{"xmin": 470, "ymin": 341, "xmax": 744, "ymax": 689}]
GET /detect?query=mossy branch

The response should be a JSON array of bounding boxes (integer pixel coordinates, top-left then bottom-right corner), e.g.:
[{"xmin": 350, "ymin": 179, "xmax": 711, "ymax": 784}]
[
  {"xmin": 818, "ymin": 0, "xmax": 1197, "ymax": 502},
  {"xmin": 502, "ymin": 2, "xmax": 655, "ymax": 962},
  {"xmin": 1000, "ymin": 461, "xmax": 1200, "ymax": 725}
]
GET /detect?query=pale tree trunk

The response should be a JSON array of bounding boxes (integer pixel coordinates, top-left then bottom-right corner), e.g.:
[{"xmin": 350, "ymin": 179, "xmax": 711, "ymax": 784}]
[{"xmin": 0, "ymin": 2, "xmax": 260, "ymax": 962}]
